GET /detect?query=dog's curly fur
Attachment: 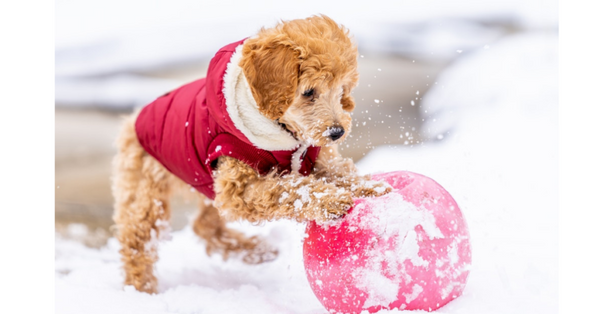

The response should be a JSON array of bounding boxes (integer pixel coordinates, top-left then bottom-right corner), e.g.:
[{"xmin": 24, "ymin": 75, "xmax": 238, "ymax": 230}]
[{"xmin": 112, "ymin": 15, "xmax": 391, "ymax": 294}]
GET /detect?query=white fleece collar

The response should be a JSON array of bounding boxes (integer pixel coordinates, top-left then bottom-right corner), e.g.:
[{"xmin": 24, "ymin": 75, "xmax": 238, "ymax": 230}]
[{"xmin": 222, "ymin": 43, "xmax": 301, "ymax": 152}]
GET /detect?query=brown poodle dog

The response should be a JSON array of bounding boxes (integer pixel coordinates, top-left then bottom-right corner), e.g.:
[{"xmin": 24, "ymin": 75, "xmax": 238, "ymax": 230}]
[{"xmin": 112, "ymin": 15, "xmax": 391, "ymax": 293}]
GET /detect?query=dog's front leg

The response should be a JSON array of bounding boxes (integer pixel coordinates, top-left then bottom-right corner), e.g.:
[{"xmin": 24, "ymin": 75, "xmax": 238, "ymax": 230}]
[
  {"xmin": 314, "ymin": 145, "xmax": 392, "ymax": 198},
  {"xmin": 213, "ymin": 156, "xmax": 353, "ymax": 224}
]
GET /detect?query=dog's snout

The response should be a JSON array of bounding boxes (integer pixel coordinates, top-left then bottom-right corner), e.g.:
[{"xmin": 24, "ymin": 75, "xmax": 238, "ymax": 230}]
[{"xmin": 329, "ymin": 127, "xmax": 345, "ymax": 141}]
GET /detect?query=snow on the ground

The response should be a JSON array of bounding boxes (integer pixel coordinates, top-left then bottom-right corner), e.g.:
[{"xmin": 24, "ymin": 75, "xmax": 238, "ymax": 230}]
[
  {"xmin": 56, "ymin": 222, "xmax": 324, "ymax": 314},
  {"xmin": 55, "ymin": 32, "xmax": 558, "ymax": 313}
]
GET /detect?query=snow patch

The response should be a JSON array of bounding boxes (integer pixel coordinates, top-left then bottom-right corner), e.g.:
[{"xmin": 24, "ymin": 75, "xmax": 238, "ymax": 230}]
[
  {"xmin": 293, "ymin": 199, "xmax": 303, "ymax": 211},
  {"xmin": 349, "ymin": 192, "xmax": 444, "ymax": 308},
  {"xmin": 359, "ymin": 267, "xmax": 400, "ymax": 308},
  {"xmin": 312, "ymin": 192, "xmax": 326, "ymax": 199},
  {"xmin": 403, "ymin": 284, "xmax": 424, "ymax": 304},
  {"xmin": 297, "ymin": 185, "xmax": 311, "ymax": 204},
  {"xmin": 279, "ymin": 192, "xmax": 289, "ymax": 204}
]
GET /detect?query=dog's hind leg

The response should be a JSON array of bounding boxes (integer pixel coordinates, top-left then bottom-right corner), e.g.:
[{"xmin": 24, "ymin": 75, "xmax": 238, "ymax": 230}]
[
  {"xmin": 112, "ymin": 114, "xmax": 173, "ymax": 293},
  {"xmin": 192, "ymin": 195, "xmax": 278, "ymax": 264}
]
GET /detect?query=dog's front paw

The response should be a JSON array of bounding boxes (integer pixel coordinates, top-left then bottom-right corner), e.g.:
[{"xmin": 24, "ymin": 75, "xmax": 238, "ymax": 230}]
[
  {"xmin": 352, "ymin": 178, "xmax": 393, "ymax": 198},
  {"xmin": 310, "ymin": 188, "xmax": 354, "ymax": 223}
]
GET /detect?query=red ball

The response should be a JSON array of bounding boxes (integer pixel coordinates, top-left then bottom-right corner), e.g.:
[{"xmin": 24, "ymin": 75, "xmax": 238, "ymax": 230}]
[{"xmin": 303, "ymin": 171, "xmax": 471, "ymax": 313}]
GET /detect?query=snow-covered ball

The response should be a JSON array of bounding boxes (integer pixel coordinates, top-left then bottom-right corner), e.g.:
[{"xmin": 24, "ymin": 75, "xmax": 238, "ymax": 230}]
[{"xmin": 303, "ymin": 171, "xmax": 471, "ymax": 313}]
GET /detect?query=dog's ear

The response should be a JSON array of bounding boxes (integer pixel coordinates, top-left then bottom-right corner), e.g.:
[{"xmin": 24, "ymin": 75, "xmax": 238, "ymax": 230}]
[
  {"xmin": 341, "ymin": 80, "xmax": 357, "ymax": 111},
  {"xmin": 240, "ymin": 38, "xmax": 300, "ymax": 120},
  {"xmin": 341, "ymin": 87, "xmax": 355, "ymax": 112}
]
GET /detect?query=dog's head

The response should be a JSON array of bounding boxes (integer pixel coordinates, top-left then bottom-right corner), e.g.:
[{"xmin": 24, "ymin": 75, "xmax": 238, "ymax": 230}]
[{"xmin": 239, "ymin": 15, "xmax": 358, "ymax": 147}]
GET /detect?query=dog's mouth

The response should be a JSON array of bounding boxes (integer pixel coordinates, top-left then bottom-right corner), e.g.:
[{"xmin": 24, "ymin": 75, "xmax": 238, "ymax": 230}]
[{"xmin": 278, "ymin": 121, "xmax": 298, "ymax": 140}]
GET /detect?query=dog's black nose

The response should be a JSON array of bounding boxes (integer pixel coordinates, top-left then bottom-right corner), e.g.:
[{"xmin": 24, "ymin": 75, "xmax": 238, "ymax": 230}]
[{"xmin": 329, "ymin": 127, "xmax": 345, "ymax": 141}]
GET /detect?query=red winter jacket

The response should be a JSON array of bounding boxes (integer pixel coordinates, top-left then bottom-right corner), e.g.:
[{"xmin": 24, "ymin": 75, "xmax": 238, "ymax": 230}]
[{"xmin": 135, "ymin": 39, "xmax": 320, "ymax": 199}]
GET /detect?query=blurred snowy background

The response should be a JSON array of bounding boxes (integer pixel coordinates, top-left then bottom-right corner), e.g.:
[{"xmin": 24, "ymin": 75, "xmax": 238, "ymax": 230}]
[
  {"xmin": 55, "ymin": 0, "xmax": 558, "ymax": 313},
  {"xmin": 56, "ymin": 0, "xmax": 556, "ymax": 110}
]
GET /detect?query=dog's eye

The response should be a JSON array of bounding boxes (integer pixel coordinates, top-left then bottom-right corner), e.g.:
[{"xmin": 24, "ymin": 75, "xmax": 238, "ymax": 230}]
[{"xmin": 302, "ymin": 89, "xmax": 314, "ymax": 97}]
